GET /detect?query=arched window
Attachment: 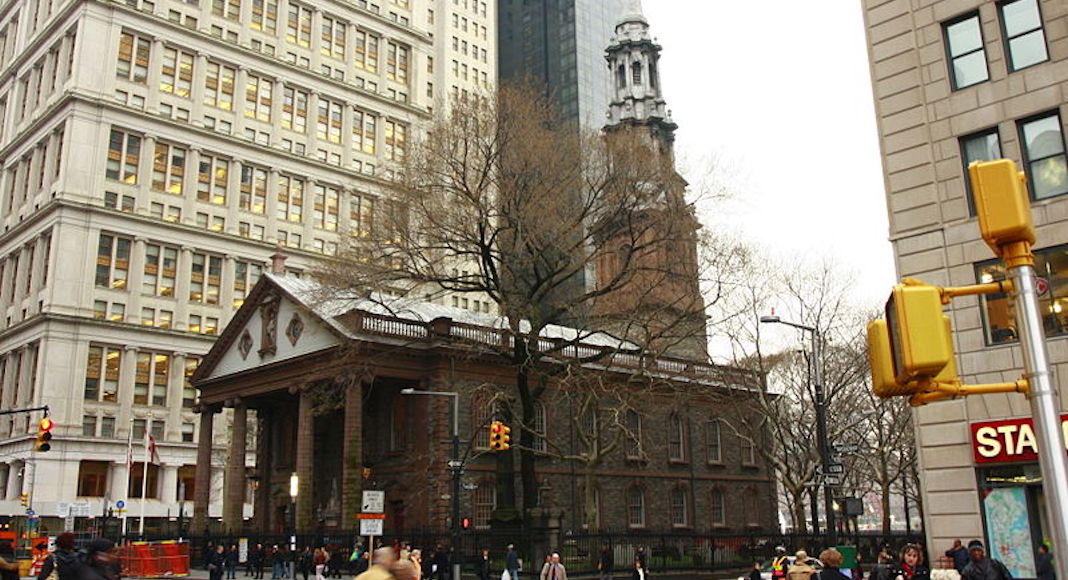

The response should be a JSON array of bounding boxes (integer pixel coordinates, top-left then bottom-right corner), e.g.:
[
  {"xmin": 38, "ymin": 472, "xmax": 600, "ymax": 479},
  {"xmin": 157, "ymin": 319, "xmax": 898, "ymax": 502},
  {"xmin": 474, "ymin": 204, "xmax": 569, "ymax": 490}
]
[
  {"xmin": 743, "ymin": 486, "xmax": 760, "ymax": 527},
  {"xmin": 710, "ymin": 487, "xmax": 725, "ymax": 526},
  {"xmin": 616, "ymin": 64, "xmax": 626, "ymax": 89},
  {"xmin": 670, "ymin": 486, "xmax": 688, "ymax": 527},
  {"xmin": 533, "ymin": 401, "xmax": 547, "ymax": 452},
  {"xmin": 473, "ymin": 478, "xmax": 496, "ymax": 528},
  {"xmin": 627, "ymin": 485, "xmax": 645, "ymax": 528},
  {"xmin": 625, "ymin": 409, "xmax": 643, "ymax": 458},
  {"xmin": 473, "ymin": 399, "xmax": 501, "ymax": 449},
  {"xmin": 706, "ymin": 420, "xmax": 722, "ymax": 463},
  {"xmin": 631, "ymin": 61, "xmax": 642, "ymax": 85},
  {"xmin": 668, "ymin": 414, "xmax": 685, "ymax": 460}
]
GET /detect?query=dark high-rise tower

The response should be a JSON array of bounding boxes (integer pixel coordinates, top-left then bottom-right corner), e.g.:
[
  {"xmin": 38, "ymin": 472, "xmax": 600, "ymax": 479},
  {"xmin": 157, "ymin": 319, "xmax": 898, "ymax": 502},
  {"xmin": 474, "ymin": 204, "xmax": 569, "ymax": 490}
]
[{"xmin": 497, "ymin": 0, "xmax": 626, "ymax": 130}]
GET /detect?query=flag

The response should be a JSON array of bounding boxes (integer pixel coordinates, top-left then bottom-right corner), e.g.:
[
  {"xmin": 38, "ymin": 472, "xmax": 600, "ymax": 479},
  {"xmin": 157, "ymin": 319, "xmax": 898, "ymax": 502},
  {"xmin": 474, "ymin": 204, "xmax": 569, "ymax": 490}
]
[{"xmin": 146, "ymin": 434, "xmax": 161, "ymax": 465}]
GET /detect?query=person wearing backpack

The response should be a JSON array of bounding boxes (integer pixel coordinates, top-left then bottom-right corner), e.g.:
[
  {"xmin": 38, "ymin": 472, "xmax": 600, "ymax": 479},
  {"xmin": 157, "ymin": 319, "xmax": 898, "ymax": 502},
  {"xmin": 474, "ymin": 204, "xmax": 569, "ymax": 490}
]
[{"xmin": 961, "ymin": 541, "xmax": 1012, "ymax": 580}]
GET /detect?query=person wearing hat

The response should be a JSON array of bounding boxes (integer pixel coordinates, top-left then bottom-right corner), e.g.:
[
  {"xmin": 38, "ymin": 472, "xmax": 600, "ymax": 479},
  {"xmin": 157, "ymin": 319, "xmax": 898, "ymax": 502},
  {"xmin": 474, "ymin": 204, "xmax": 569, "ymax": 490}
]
[
  {"xmin": 771, "ymin": 547, "xmax": 789, "ymax": 580},
  {"xmin": 787, "ymin": 551, "xmax": 816, "ymax": 580},
  {"xmin": 506, "ymin": 545, "xmax": 520, "ymax": 580},
  {"xmin": 961, "ymin": 540, "xmax": 1012, "ymax": 580}
]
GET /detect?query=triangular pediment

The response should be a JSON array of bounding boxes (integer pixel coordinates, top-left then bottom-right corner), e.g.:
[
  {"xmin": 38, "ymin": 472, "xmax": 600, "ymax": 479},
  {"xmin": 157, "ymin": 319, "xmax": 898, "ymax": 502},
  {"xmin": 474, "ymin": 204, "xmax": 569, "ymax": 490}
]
[{"xmin": 194, "ymin": 275, "xmax": 345, "ymax": 383}]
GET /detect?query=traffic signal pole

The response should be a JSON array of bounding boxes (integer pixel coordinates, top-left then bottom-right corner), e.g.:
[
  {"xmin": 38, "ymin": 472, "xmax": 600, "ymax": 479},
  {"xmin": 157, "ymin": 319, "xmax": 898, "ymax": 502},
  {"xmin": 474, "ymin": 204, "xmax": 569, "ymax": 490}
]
[
  {"xmin": 811, "ymin": 332, "xmax": 837, "ymax": 548},
  {"xmin": 1010, "ymin": 263, "xmax": 1068, "ymax": 580}
]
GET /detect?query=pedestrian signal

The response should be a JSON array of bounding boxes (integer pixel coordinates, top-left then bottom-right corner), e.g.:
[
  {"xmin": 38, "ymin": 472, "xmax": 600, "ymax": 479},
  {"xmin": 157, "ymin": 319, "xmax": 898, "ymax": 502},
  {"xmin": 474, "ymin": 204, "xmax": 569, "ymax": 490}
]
[
  {"xmin": 885, "ymin": 281, "xmax": 952, "ymax": 384},
  {"xmin": 35, "ymin": 417, "xmax": 54, "ymax": 452},
  {"xmin": 461, "ymin": 517, "xmax": 471, "ymax": 529},
  {"xmin": 968, "ymin": 159, "xmax": 1035, "ymax": 259},
  {"xmin": 19, "ymin": 493, "xmax": 29, "ymax": 507},
  {"xmin": 489, "ymin": 421, "xmax": 511, "ymax": 451}
]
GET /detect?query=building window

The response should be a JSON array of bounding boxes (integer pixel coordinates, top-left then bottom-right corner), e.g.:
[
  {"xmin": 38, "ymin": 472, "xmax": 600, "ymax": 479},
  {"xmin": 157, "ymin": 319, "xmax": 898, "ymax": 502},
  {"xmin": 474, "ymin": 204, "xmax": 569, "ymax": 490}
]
[
  {"xmin": 183, "ymin": 357, "xmax": 199, "ymax": 408},
  {"xmin": 101, "ymin": 417, "xmax": 116, "ymax": 438},
  {"xmin": 977, "ymin": 245, "xmax": 1068, "ymax": 343},
  {"xmin": 211, "ymin": 0, "xmax": 240, "ymax": 20},
  {"xmin": 106, "ymin": 129, "xmax": 141, "ymax": 184},
  {"xmin": 532, "ymin": 402, "xmax": 546, "ymax": 452},
  {"xmin": 321, "ymin": 16, "xmax": 346, "ymax": 59},
  {"xmin": 944, "ymin": 12, "xmax": 988, "ymax": 90},
  {"xmin": 182, "ymin": 422, "xmax": 195, "ymax": 442},
  {"xmin": 77, "ymin": 460, "xmax": 109, "ymax": 497},
  {"xmin": 142, "ymin": 243, "xmax": 178, "ymax": 296},
  {"xmin": 313, "ymin": 184, "xmax": 340, "ymax": 230},
  {"xmin": 350, "ymin": 193, "xmax": 374, "ymax": 237},
  {"xmin": 85, "ymin": 345, "xmax": 121, "ymax": 402},
  {"xmin": 960, "ymin": 128, "xmax": 1002, "ymax": 214},
  {"xmin": 277, "ymin": 175, "xmax": 305, "ymax": 222},
  {"xmin": 233, "ymin": 260, "xmax": 262, "ymax": 308},
  {"xmin": 134, "ymin": 352, "xmax": 169, "ymax": 406},
  {"xmin": 384, "ymin": 120, "xmax": 406, "ymax": 161},
  {"xmin": 250, "ymin": 0, "xmax": 277, "ymax": 32},
  {"xmin": 316, "ymin": 97, "xmax": 343, "ymax": 144},
  {"xmin": 626, "ymin": 485, "xmax": 645, "ymax": 528},
  {"xmin": 116, "ymin": 32, "xmax": 150, "ymax": 83},
  {"xmin": 95, "ymin": 234, "xmax": 131, "ymax": 289},
  {"xmin": 190, "ymin": 253, "xmax": 222, "ymax": 304},
  {"xmin": 741, "ymin": 436, "xmax": 756, "ymax": 465},
  {"xmin": 204, "ymin": 62, "xmax": 235, "ymax": 110},
  {"xmin": 285, "ymin": 3, "xmax": 312, "ymax": 47},
  {"xmin": 152, "ymin": 142, "xmax": 186, "ymax": 195},
  {"xmin": 352, "ymin": 108, "xmax": 377, "ymax": 155},
  {"xmin": 282, "ymin": 86, "xmax": 309, "ymax": 133},
  {"xmin": 668, "ymin": 414, "xmax": 685, "ymax": 461},
  {"xmin": 386, "ymin": 41, "xmax": 408, "ymax": 83},
  {"xmin": 1018, "ymin": 112, "xmax": 1068, "ymax": 200},
  {"xmin": 670, "ymin": 486, "xmax": 688, "ymax": 527},
  {"xmin": 160, "ymin": 47, "xmax": 194, "ymax": 98},
  {"xmin": 706, "ymin": 419, "xmax": 722, "ymax": 463},
  {"xmin": 354, "ymin": 30, "xmax": 378, "ymax": 72},
  {"xmin": 625, "ymin": 409, "xmax": 642, "ymax": 459},
  {"xmin": 82, "ymin": 415, "xmax": 97, "ymax": 436},
  {"xmin": 197, "ymin": 154, "xmax": 229, "ymax": 204},
  {"xmin": 473, "ymin": 480, "xmax": 495, "ymax": 528},
  {"xmin": 129, "ymin": 462, "xmax": 160, "ymax": 498},
  {"xmin": 239, "ymin": 164, "xmax": 268, "ymax": 214},
  {"xmin": 710, "ymin": 488, "xmax": 725, "ymax": 525},
  {"xmin": 245, "ymin": 75, "xmax": 273, "ymax": 122},
  {"xmin": 999, "ymin": 0, "xmax": 1047, "ymax": 71}
]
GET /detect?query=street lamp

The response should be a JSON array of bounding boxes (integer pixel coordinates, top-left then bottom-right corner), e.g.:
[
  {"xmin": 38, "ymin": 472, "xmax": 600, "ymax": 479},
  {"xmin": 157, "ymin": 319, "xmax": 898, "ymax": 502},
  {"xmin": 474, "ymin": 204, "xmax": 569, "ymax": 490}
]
[
  {"xmin": 400, "ymin": 387, "xmax": 462, "ymax": 580},
  {"xmin": 759, "ymin": 315, "xmax": 838, "ymax": 547},
  {"xmin": 289, "ymin": 473, "xmax": 298, "ymax": 552}
]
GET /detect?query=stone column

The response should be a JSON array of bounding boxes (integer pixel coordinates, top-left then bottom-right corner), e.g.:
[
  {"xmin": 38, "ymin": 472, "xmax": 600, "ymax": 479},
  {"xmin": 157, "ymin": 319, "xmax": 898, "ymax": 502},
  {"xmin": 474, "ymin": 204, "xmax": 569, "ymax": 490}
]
[
  {"xmin": 341, "ymin": 376, "xmax": 365, "ymax": 523},
  {"xmin": 223, "ymin": 400, "xmax": 248, "ymax": 531},
  {"xmin": 294, "ymin": 387, "xmax": 314, "ymax": 532},
  {"xmin": 192, "ymin": 405, "xmax": 218, "ymax": 534},
  {"xmin": 160, "ymin": 464, "xmax": 179, "ymax": 505},
  {"xmin": 254, "ymin": 407, "xmax": 272, "ymax": 531}
]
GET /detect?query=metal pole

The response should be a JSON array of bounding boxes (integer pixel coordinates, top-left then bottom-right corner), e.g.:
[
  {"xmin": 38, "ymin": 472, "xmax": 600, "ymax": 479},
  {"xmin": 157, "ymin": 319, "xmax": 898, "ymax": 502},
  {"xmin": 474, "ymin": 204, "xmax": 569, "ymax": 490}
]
[
  {"xmin": 1011, "ymin": 264, "xmax": 1068, "ymax": 580},
  {"xmin": 451, "ymin": 395, "xmax": 462, "ymax": 580},
  {"xmin": 812, "ymin": 329, "xmax": 837, "ymax": 547}
]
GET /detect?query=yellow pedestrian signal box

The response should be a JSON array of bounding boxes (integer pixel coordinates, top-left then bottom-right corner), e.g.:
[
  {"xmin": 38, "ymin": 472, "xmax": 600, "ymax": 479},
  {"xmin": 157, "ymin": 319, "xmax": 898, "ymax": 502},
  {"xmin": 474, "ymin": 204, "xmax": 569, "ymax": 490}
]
[
  {"xmin": 19, "ymin": 493, "xmax": 29, "ymax": 507},
  {"xmin": 869, "ymin": 316, "xmax": 959, "ymax": 398},
  {"xmin": 885, "ymin": 282, "xmax": 952, "ymax": 384},
  {"xmin": 488, "ymin": 420, "xmax": 511, "ymax": 451},
  {"xmin": 968, "ymin": 159, "xmax": 1035, "ymax": 256}
]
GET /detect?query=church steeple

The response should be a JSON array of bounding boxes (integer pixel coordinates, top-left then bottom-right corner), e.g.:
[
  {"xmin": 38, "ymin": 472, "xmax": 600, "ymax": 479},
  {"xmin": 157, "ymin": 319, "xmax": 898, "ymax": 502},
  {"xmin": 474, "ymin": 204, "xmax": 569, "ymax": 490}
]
[{"xmin": 604, "ymin": 0, "xmax": 677, "ymax": 148}]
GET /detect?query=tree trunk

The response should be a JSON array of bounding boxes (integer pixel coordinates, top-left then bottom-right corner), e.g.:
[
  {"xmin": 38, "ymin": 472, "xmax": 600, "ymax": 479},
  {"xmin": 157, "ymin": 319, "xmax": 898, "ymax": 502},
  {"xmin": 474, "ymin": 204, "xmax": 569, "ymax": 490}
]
[
  {"xmin": 880, "ymin": 465, "xmax": 892, "ymax": 534},
  {"xmin": 513, "ymin": 335, "xmax": 540, "ymax": 515},
  {"xmin": 583, "ymin": 462, "xmax": 598, "ymax": 529},
  {"xmin": 790, "ymin": 488, "xmax": 808, "ymax": 534}
]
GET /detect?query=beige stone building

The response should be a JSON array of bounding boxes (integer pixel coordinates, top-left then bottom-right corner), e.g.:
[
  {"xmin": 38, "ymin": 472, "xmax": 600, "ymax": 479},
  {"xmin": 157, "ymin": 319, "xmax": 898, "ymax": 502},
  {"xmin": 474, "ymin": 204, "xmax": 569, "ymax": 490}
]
[
  {"xmin": 0, "ymin": 0, "xmax": 494, "ymax": 533},
  {"xmin": 862, "ymin": 0, "xmax": 1067, "ymax": 574}
]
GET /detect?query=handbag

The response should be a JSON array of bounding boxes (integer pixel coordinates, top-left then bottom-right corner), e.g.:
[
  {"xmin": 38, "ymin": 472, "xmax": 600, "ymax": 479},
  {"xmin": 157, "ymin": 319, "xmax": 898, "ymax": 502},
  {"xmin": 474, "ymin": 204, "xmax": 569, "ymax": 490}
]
[{"xmin": 503, "ymin": 570, "xmax": 511, "ymax": 580}]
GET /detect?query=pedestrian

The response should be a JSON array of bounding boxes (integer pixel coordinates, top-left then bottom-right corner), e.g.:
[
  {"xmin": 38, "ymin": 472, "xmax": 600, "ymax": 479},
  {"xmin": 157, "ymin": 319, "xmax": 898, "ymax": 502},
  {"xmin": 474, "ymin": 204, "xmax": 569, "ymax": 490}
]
[
  {"xmin": 891, "ymin": 544, "xmax": 930, "ymax": 580},
  {"xmin": 1036, "ymin": 544, "xmax": 1054, "ymax": 580},
  {"xmin": 478, "ymin": 550, "xmax": 491, "ymax": 580},
  {"xmin": 0, "ymin": 542, "xmax": 20, "ymax": 580},
  {"xmin": 210, "ymin": 545, "xmax": 228, "ymax": 580},
  {"xmin": 870, "ymin": 549, "xmax": 895, "ymax": 580},
  {"xmin": 253, "ymin": 545, "xmax": 266, "ymax": 580},
  {"xmin": 770, "ymin": 547, "xmax": 789, "ymax": 580},
  {"xmin": 37, "ymin": 532, "xmax": 80, "ymax": 580},
  {"xmin": 391, "ymin": 559, "xmax": 420, "ymax": 580},
  {"xmin": 298, "ymin": 547, "xmax": 312, "ymax": 580},
  {"xmin": 817, "ymin": 549, "xmax": 851, "ymax": 580},
  {"xmin": 788, "ymin": 551, "xmax": 816, "ymax": 580},
  {"xmin": 749, "ymin": 563, "xmax": 763, "ymax": 580},
  {"xmin": 599, "ymin": 546, "xmax": 614, "ymax": 580},
  {"xmin": 630, "ymin": 558, "xmax": 647, "ymax": 580},
  {"xmin": 539, "ymin": 553, "xmax": 567, "ymax": 580},
  {"xmin": 355, "ymin": 547, "xmax": 397, "ymax": 580},
  {"xmin": 961, "ymin": 541, "xmax": 1012, "ymax": 580},
  {"xmin": 635, "ymin": 548, "xmax": 647, "ymax": 573},
  {"xmin": 945, "ymin": 541, "xmax": 969, "ymax": 575},
  {"xmin": 506, "ymin": 544, "xmax": 520, "ymax": 580},
  {"xmin": 79, "ymin": 538, "xmax": 122, "ymax": 580},
  {"xmin": 314, "ymin": 547, "xmax": 329, "ymax": 580},
  {"xmin": 227, "ymin": 545, "xmax": 240, "ymax": 580}
]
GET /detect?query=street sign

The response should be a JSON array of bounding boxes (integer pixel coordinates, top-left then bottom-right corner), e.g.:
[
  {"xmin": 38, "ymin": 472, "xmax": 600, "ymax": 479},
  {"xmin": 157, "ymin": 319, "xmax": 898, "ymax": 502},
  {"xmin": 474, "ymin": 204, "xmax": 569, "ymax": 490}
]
[
  {"xmin": 823, "ymin": 474, "xmax": 843, "ymax": 487},
  {"xmin": 816, "ymin": 463, "xmax": 845, "ymax": 475},
  {"xmin": 359, "ymin": 518, "xmax": 383, "ymax": 536},
  {"xmin": 116, "ymin": 500, "xmax": 126, "ymax": 509},
  {"xmin": 357, "ymin": 513, "xmax": 387, "ymax": 520},
  {"xmin": 831, "ymin": 443, "xmax": 860, "ymax": 454},
  {"xmin": 361, "ymin": 490, "xmax": 385, "ymax": 513},
  {"xmin": 447, "ymin": 460, "xmax": 463, "ymax": 468}
]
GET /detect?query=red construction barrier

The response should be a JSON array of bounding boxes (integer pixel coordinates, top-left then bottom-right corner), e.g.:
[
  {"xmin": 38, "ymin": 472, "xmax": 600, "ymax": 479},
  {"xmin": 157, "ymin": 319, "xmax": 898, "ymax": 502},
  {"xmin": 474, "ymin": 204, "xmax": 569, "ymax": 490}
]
[{"xmin": 119, "ymin": 540, "xmax": 190, "ymax": 577}]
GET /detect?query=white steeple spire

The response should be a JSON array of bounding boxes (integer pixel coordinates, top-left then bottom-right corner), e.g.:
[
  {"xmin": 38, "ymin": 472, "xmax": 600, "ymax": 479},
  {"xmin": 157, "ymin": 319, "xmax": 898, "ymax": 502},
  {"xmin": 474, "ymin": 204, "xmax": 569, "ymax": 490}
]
[
  {"xmin": 618, "ymin": 0, "xmax": 647, "ymax": 26},
  {"xmin": 604, "ymin": 0, "xmax": 675, "ymax": 138}
]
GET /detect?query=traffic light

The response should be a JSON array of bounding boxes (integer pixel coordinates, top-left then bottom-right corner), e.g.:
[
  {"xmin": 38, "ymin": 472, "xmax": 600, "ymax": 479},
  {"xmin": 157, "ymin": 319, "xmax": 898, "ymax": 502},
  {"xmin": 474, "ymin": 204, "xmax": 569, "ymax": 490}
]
[
  {"xmin": 35, "ymin": 417, "xmax": 54, "ymax": 452},
  {"xmin": 869, "ymin": 315, "xmax": 959, "ymax": 398},
  {"xmin": 489, "ymin": 420, "xmax": 511, "ymax": 451},
  {"xmin": 19, "ymin": 493, "xmax": 29, "ymax": 507},
  {"xmin": 461, "ymin": 517, "xmax": 471, "ymax": 530},
  {"xmin": 885, "ymin": 281, "xmax": 952, "ymax": 384},
  {"xmin": 968, "ymin": 159, "xmax": 1035, "ymax": 258}
]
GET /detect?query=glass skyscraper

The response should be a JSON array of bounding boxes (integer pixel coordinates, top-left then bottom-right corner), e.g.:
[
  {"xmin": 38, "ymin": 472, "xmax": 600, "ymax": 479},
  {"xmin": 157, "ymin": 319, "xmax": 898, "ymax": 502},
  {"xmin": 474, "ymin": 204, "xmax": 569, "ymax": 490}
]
[{"xmin": 498, "ymin": 0, "xmax": 627, "ymax": 130}]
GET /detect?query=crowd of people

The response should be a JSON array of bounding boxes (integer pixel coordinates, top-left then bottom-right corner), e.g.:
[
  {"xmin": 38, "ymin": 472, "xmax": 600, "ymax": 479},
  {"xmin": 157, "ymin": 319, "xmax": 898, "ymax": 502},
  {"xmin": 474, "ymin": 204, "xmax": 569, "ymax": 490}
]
[{"xmin": 0, "ymin": 533, "xmax": 120, "ymax": 580}]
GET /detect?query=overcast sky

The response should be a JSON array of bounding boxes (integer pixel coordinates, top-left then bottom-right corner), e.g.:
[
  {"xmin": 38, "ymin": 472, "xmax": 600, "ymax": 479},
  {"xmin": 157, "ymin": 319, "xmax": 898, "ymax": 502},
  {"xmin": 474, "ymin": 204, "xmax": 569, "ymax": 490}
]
[{"xmin": 640, "ymin": 1, "xmax": 897, "ymax": 310}]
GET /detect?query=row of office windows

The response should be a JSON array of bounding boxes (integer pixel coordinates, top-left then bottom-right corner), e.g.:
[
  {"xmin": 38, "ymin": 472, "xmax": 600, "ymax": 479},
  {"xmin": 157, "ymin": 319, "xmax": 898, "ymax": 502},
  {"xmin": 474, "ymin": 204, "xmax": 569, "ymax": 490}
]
[
  {"xmin": 77, "ymin": 460, "xmax": 197, "ymax": 500},
  {"xmin": 943, "ymin": 0, "xmax": 1048, "ymax": 90},
  {"xmin": 978, "ymin": 244, "xmax": 1068, "ymax": 345},
  {"xmin": 83, "ymin": 343, "xmax": 199, "ymax": 407},
  {"xmin": 960, "ymin": 110, "xmax": 1067, "ymax": 203},
  {"xmin": 5, "ymin": 28, "xmax": 76, "ymax": 131},
  {"xmin": 81, "ymin": 414, "xmax": 195, "ymax": 443},
  {"xmin": 1, "ymin": 126, "xmax": 64, "ymax": 217}
]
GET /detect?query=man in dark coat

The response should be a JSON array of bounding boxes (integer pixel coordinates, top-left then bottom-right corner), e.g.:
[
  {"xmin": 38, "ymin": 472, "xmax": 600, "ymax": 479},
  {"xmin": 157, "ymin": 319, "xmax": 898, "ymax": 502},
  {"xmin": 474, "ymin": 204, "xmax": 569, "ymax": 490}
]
[
  {"xmin": 945, "ymin": 540, "xmax": 969, "ymax": 575},
  {"xmin": 478, "ymin": 550, "xmax": 491, "ymax": 580},
  {"xmin": 961, "ymin": 540, "xmax": 1012, "ymax": 580},
  {"xmin": 1036, "ymin": 545, "xmax": 1054, "ymax": 580},
  {"xmin": 599, "ymin": 546, "xmax": 614, "ymax": 580}
]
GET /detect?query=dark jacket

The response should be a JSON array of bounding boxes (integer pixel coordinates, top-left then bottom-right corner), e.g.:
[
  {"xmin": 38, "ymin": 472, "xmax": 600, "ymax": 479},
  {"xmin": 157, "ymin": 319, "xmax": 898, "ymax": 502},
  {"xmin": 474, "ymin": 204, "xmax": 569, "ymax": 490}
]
[
  {"xmin": 506, "ymin": 552, "xmax": 520, "ymax": 573},
  {"xmin": 478, "ymin": 557, "xmax": 491, "ymax": 580},
  {"xmin": 946, "ymin": 548, "xmax": 970, "ymax": 573},
  {"xmin": 1036, "ymin": 552, "xmax": 1054, "ymax": 580},
  {"xmin": 39, "ymin": 549, "xmax": 83, "ymax": 580},
  {"xmin": 599, "ymin": 552, "xmax": 613, "ymax": 574},
  {"xmin": 962, "ymin": 558, "xmax": 1013, "ymax": 580},
  {"xmin": 890, "ymin": 563, "xmax": 931, "ymax": 580},
  {"xmin": 815, "ymin": 567, "xmax": 852, "ymax": 580}
]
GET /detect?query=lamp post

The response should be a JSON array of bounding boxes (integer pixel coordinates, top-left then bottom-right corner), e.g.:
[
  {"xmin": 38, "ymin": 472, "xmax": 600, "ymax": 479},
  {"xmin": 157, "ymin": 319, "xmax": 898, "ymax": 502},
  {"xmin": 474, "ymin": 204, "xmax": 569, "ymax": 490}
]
[
  {"xmin": 289, "ymin": 473, "xmax": 298, "ymax": 552},
  {"xmin": 760, "ymin": 315, "xmax": 837, "ymax": 547},
  {"xmin": 400, "ymin": 387, "xmax": 462, "ymax": 580}
]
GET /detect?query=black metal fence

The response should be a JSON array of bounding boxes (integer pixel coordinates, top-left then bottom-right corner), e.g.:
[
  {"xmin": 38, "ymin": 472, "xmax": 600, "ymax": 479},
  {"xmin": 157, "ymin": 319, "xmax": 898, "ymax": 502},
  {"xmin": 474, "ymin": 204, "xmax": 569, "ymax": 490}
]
[{"xmin": 167, "ymin": 529, "xmax": 923, "ymax": 577}]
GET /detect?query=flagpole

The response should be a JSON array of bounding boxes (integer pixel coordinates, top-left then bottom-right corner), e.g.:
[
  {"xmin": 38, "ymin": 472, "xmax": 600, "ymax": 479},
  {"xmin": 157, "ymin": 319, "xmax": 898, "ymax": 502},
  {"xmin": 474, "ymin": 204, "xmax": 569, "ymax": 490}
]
[
  {"xmin": 122, "ymin": 429, "xmax": 133, "ymax": 539},
  {"xmin": 139, "ymin": 433, "xmax": 149, "ymax": 538}
]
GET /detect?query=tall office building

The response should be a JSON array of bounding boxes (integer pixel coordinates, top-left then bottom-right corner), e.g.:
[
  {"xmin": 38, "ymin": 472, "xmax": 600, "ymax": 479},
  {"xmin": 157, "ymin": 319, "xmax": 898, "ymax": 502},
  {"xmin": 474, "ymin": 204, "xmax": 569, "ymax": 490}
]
[
  {"xmin": 0, "ymin": 0, "xmax": 494, "ymax": 531},
  {"xmin": 497, "ymin": 0, "xmax": 625, "ymax": 131},
  {"xmin": 862, "ymin": 0, "xmax": 1066, "ymax": 572}
]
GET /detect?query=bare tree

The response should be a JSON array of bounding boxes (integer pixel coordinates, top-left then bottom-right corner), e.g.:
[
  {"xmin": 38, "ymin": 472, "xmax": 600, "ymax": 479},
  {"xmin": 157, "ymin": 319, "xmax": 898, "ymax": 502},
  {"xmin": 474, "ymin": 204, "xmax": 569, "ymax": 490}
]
[{"xmin": 315, "ymin": 84, "xmax": 732, "ymax": 516}]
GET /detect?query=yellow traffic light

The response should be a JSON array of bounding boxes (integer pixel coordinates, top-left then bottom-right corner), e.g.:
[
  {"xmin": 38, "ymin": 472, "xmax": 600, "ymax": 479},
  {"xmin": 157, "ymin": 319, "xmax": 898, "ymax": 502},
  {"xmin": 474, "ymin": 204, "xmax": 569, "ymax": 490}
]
[
  {"xmin": 35, "ymin": 417, "xmax": 54, "ymax": 452},
  {"xmin": 489, "ymin": 420, "xmax": 511, "ymax": 451},
  {"xmin": 968, "ymin": 159, "xmax": 1035, "ymax": 258},
  {"xmin": 19, "ymin": 493, "xmax": 29, "ymax": 507},
  {"xmin": 869, "ymin": 316, "xmax": 959, "ymax": 398},
  {"xmin": 499, "ymin": 424, "xmax": 511, "ymax": 451},
  {"xmin": 885, "ymin": 282, "xmax": 952, "ymax": 384}
]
